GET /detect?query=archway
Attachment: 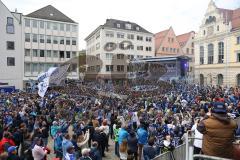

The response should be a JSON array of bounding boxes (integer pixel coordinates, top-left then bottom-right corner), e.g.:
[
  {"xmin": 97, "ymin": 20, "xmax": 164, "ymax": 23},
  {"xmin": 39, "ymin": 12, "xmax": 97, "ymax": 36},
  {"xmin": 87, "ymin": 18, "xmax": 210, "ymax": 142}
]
[{"xmin": 217, "ymin": 74, "xmax": 223, "ymax": 85}]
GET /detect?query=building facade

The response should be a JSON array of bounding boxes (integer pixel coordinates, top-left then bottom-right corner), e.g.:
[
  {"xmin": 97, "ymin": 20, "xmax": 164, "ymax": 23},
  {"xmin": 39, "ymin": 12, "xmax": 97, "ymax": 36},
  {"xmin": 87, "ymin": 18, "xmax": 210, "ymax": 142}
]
[
  {"xmin": 0, "ymin": 0, "xmax": 23, "ymax": 89},
  {"xmin": 22, "ymin": 5, "xmax": 79, "ymax": 88},
  {"xmin": 85, "ymin": 19, "xmax": 155, "ymax": 80},
  {"xmin": 177, "ymin": 31, "xmax": 195, "ymax": 81},
  {"xmin": 194, "ymin": 0, "xmax": 240, "ymax": 86}
]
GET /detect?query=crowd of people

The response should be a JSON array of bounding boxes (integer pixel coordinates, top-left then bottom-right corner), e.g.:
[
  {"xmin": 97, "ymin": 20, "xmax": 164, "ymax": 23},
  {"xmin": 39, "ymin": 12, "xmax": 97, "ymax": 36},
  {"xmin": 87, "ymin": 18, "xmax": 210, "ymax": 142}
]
[{"xmin": 0, "ymin": 79, "xmax": 240, "ymax": 160}]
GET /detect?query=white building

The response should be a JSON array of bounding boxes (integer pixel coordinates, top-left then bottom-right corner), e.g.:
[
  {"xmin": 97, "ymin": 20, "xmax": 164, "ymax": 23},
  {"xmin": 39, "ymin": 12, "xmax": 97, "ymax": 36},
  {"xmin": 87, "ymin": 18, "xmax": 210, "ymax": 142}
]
[
  {"xmin": 85, "ymin": 19, "xmax": 155, "ymax": 80},
  {"xmin": 22, "ymin": 5, "xmax": 79, "ymax": 88},
  {"xmin": 0, "ymin": 0, "xmax": 23, "ymax": 89}
]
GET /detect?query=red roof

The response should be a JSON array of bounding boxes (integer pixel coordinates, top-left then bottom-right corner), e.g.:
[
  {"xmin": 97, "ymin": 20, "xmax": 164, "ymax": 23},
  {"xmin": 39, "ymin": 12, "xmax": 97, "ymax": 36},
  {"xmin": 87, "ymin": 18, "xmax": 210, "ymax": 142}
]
[
  {"xmin": 217, "ymin": 7, "xmax": 240, "ymax": 31},
  {"xmin": 154, "ymin": 28, "xmax": 169, "ymax": 51},
  {"xmin": 176, "ymin": 31, "xmax": 194, "ymax": 47}
]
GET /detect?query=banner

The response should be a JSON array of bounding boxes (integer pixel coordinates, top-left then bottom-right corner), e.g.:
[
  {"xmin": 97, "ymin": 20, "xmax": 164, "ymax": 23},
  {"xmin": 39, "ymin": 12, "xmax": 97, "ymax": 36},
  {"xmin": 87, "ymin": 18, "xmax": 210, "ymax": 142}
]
[{"xmin": 37, "ymin": 65, "xmax": 69, "ymax": 97}]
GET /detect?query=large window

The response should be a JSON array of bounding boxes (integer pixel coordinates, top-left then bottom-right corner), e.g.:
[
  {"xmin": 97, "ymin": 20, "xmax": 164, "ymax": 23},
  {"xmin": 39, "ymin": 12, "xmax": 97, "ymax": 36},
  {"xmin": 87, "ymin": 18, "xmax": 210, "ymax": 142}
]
[
  {"xmin": 25, "ymin": 19, "xmax": 30, "ymax": 27},
  {"xmin": 24, "ymin": 63, "xmax": 31, "ymax": 72},
  {"xmin": 72, "ymin": 25, "xmax": 77, "ymax": 32},
  {"xmin": 66, "ymin": 38, "xmax": 71, "ymax": 45},
  {"xmin": 72, "ymin": 38, "xmax": 77, "ymax": 45},
  {"xmin": 32, "ymin": 49, "xmax": 38, "ymax": 57},
  {"xmin": 66, "ymin": 24, "xmax": 71, "ymax": 31},
  {"xmin": 40, "ymin": 50, "xmax": 45, "ymax": 57},
  {"xmin": 137, "ymin": 36, "xmax": 143, "ymax": 41},
  {"xmin": 217, "ymin": 74, "xmax": 223, "ymax": 85},
  {"xmin": 25, "ymin": 49, "xmax": 31, "ymax": 57},
  {"xmin": 218, "ymin": 42, "xmax": 224, "ymax": 63},
  {"xmin": 60, "ymin": 23, "xmax": 64, "ymax": 31},
  {"xmin": 106, "ymin": 53, "xmax": 113, "ymax": 59},
  {"xmin": 117, "ymin": 54, "xmax": 124, "ymax": 59},
  {"xmin": 6, "ymin": 17, "xmax": 14, "ymax": 34},
  {"xmin": 127, "ymin": 34, "xmax": 134, "ymax": 40},
  {"xmin": 39, "ymin": 21, "xmax": 44, "ymax": 29},
  {"xmin": 32, "ymin": 63, "xmax": 38, "ymax": 72},
  {"xmin": 46, "ymin": 50, "xmax": 51, "ymax": 57},
  {"xmin": 237, "ymin": 53, "xmax": 240, "ymax": 62},
  {"xmin": 208, "ymin": 44, "xmax": 214, "ymax": 64},
  {"xmin": 52, "ymin": 23, "xmax": 58, "ymax": 30},
  {"xmin": 106, "ymin": 65, "xmax": 113, "ymax": 72},
  {"xmin": 53, "ymin": 36, "xmax": 58, "ymax": 44},
  {"xmin": 137, "ymin": 46, "xmax": 143, "ymax": 51},
  {"xmin": 105, "ymin": 31, "xmax": 114, "ymax": 37},
  {"xmin": 117, "ymin": 33, "xmax": 124, "ymax": 38},
  {"xmin": 200, "ymin": 46, "xmax": 204, "ymax": 65},
  {"xmin": 66, "ymin": 51, "xmax": 71, "ymax": 58},
  {"xmin": 32, "ymin": 34, "xmax": 38, "ymax": 43},
  {"xmin": 46, "ymin": 22, "xmax": 51, "ymax": 29},
  {"xmin": 46, "ymin": 35, "xmax": 51, "ymax": 43},
  {"xmin": 39, "ymin": 35, "xmax": 45, "ymax": 43},
  {"xmin": 6, "ymin": 41, "xmax": 14, "ymax": 50},
  {"xmin": 60, "ymin": 37, "xmax": 64, "ymax": 45},
  {"xmin": 25, "ymin": 33, "xmax": 30, "ymax": 42},
  {"xmin": 7, "ymin": 57, "xmax": 15, "ymax": 66},
  {"xmin": 53, "ymin": 51, "xmax": 58, "ymax": 58},
  {"xmin": 117, "ymin": 65, "xmax": 124, "ymax": 72},
  {"xmin": 32, "ymin": 20, "xmax": 38, "ymax": 28}
]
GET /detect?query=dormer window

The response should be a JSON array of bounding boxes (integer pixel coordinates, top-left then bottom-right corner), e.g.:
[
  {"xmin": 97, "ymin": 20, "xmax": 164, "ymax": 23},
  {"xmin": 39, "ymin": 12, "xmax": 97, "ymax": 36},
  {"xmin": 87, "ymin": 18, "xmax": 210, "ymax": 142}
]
[
  {"xmin": 125, "ymin": 23, "xmax": 131, "ymax": 30},
  {"xmin": 136, "ymin": 26, "xmax": 140, "ymax": 31},
  {"xmin": 117, "ymin": 23, "xmax": 121, "ymax": 28}
]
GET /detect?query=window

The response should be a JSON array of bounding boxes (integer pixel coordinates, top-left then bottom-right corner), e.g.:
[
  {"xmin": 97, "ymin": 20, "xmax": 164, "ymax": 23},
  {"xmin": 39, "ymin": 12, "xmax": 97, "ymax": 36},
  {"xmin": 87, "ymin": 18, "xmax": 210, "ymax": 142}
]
[
  {"xmin": 96, "ymin": 54, "xmax": 100, "ymax": 59},
  {"xmin": 106, "ymin": 31, "xmax": 114, "ymax": 37},
  {"xmin": 39, "ymin": 64, "xmax": 45, "ymax": 72},
  {"xmin": 127, "ymin": 34, "xmax": 134, "ymax": 40},
  {"xmin": 106, "ymin": 65, "xmax": 113, "ymax": 72},
  {"xmin": 137, "ymin": 36, "xmax": 143, "ymax": 41},
  {"xmin": 146, "ymin": 47, "xmax": 152, "ymax": 51},
  {"xmin": 200, "ymin": 46, "xmax": 204, "ymax": 65},
  {"xmin": 237, "ymin": 36, "xmax": 240, "ymax": 44},
  {"xmin": 162, "ymin": 47, "xmax": 165, "ymax": 51},
  {"xmin": 7, "ymin": 57, "xmax": 15, "ymax": 66},
  {"xmin": 32, "ymin": 20, "xmax": 38, "ymax": 28},
  {"xmin": 32, "ymin": 34, "xmax": 38, "ymax": 43},
  {"xmin": 186, "ymin": 48, "xmax": 189, "ymax": 54},
  {"xmin": 32, "ymin": 63, "xmax": 38, "ymax": 72},
  {"xmin": 192, "ymin": 42, "xmax": 194, "ymax": 47},
  {"xmin": 53, "ymin": 36, "xmax": 58, "ymax": 44},
  {"xmin": 128, "ymin": 45, "xmax": 134, "ymax": 50},
  {"xmin": 237, "ymin": 53, "xmax": 240, "ymax": 62},
  {"xmin": 6, "ymin": 17, "xmax": 14, "ymax": 34},
  {"xmin": 217, "ymin": 25, "xmax": 219, "ymax": 31},
  {"xmin": 106, "ymin": 53, "xmax": 113, "ymax": 59},
  {"xmin": 72, "ymin": 52, "xmax": 76, "ymax": 57},
  {"xmin": 173, "ymin": 48, "xmax": 176, "ymax": 53},
  {"xmin": 52, "ymin": 23, "xmax": 58, "ymax": 30},
  {"xmin": 170, "ymin": 48, "xmax": 173, "ymax": 52},
  {"xmin": 39, "ymin": 35, "xmax": 44, "ymax": 43},
  {"xmin": 117, "ymin": 23, "xmax": 121, "ymax": 28},
  {"xmin": 47, "ymin": 35, "xmax": 51, "ymax": 43},
  {"xmin": 128, "ymin": 55, "xmax": 134, "ymax": 60},
  {"xmin": 72, "ymin": 38, "xmax": 77, "ymax": 45},
  {"xmin": 146, "ymin": 37, "xmax": 152, "ymax": 42},
  {"xmin": 66, "ymin": 38, "xmax": 71, "ymax": 45},
  {"xmin": 96, "ymin": 65, "xmax": 100, "ymax": 72},
  {"xmin": 60, "ymin": 23, "xmax": 64, "ymax": 31},
  {"xmin": 203, "ymin": 30, "xmax": 206, "ymax": 35},
  {"xmin": 24, "ymin": 63, "xmax": 31, "ymax": 72},
  {"xmin": 191, "ymin": 49, "xmax": 194, "ymax": 54},
  {"xmin": 208, "ymin": 44, "xmax": 214, "ymax": 64},
  {"xmin": 46, "ymin": 22, "xmax": 51, "ymax": 29},
  {"xmin": 53, "ymin": 51, "xmax": 58, "ymax": 58},
  {"xmin": 218, "ymin": 42, "xmax": 224, "ymax": 63},
  {"xmin": 32, "ymin": 49, "xmax": 38, "ymax": 57},
  {"xmin": 25, "ymin": 19, "xmax": 30, "ymax": 27},
  {"xmin": 25, "ymin": 49, "xmax": 31, "ymax": 57},
  {"xmin": 40, "ymin": 50, "xmax": 45, "ymax": 57},
  {"xmin": 60, "ymin": 37, "xmax": 64, "ymax": 45},
  {"xmin": 60, "ymin": 51, "xmax": 64, "ymax": 58},
  {"xmin": 217, "ymin": 74, "xmax": 223, "ymax": 85},
  {"xmin": 96, "ymin": 43, "xmax": 100, "ymax": 50},
  {"xmin": 66, "ymin": 24, "xmax": 71, "ymax": 31},
  {"xmin": 46, "ymin": 50, "xmax": 51, "ymax": 57},
  {"xmin": 137, "ymin": 46, "xmax": 143, "ymax": 50},
  {"xmin": 72, "ymin": 25, "xmax": 77, "ymax": 32},
  {"xmin": 117, "ymin": 54, "xmax": 124, "ymax": 59},
  {"xmin": 136, "ymin": 26, "xmax": 140, "ymax": 31},
  {"xmin": 125, "ymin": 23, "xmax": 131, "ymax": 29},
  {"xmin": 66, "ymin": 51, "xmax": 71, "ymax": 58},
  {"xmin": 166, "ymin": 48, "xmax": 168, "ymax": 52},
  {"xmin": 117, "ymin": 33, "xmax": 124, "ymax": 38},
  {"xmin": 39, "ymin": 21, "xmax": 44, "ymax": 29},
  {"xmin": 6, "ymin": 41, "xmax": 14, "ymax": 50},
  {"xmin": 117, "ymin": 65, "xmax": 124, "ymax": 72}
]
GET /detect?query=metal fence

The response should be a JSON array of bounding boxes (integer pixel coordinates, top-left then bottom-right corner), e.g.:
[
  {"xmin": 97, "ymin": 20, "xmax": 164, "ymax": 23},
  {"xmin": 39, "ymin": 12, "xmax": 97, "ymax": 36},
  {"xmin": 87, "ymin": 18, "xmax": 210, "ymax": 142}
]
[{"xmin": 153, "ymin": 143, "xmax": 186, "ymax": 160}]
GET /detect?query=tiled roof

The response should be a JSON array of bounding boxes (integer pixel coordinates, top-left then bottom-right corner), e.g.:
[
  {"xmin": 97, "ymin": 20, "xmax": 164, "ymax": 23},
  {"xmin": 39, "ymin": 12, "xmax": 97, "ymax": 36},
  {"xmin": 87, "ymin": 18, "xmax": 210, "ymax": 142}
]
[
  {"xmin": 217, "ymin": 7, "xmax": 240, "ymax": 31},
  {"xmin": 154, "ymin": 28, "xmax": 169, "ymax": 51},
  {"xmin": 103, "ymin": 19, "xmax": 152, "ymax": 34},
  {"xmin": 177, "ymin": 31, "xmax": 194, "ymax": 48},
  {"xmin": 26, "ymin": 5, "xmax": 76, "ymax": 23},
  {"xmin": 231, "ymin": 8, "xmax": 240, "ymax": 31}
]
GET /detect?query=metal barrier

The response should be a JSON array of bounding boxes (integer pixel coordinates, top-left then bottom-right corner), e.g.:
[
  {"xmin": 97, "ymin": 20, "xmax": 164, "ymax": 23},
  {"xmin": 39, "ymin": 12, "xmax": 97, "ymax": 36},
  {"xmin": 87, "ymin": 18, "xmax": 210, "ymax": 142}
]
[{"xmin": 153, "ymin": 143, "xmax": 186, "ymax": 160}]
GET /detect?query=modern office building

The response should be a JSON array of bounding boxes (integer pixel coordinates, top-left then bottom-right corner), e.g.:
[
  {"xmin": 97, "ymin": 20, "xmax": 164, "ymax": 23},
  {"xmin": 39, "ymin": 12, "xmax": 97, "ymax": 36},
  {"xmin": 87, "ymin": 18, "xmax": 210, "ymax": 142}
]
[
  {"xmin": 85, "ymin": 19, "xmax": 155, "ymax": 80},
  {"xmin": 0, "ymin": 0, "xmax": 23, "ymax": 89},
  {"xmin": 22, "ymin": 5, "xmax": 79, "ymax": 88},
  {"xmin": 194, "ymin": 0, "xmax": 240, "ymax": 86}
]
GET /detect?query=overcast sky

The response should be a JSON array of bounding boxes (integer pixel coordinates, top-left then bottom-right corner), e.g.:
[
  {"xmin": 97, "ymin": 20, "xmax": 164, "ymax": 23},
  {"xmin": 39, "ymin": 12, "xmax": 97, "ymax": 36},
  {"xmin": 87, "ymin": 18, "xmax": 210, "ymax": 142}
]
[{"xmin": 2, "ymin": 0, "xmax": 240, "ymax": 49}]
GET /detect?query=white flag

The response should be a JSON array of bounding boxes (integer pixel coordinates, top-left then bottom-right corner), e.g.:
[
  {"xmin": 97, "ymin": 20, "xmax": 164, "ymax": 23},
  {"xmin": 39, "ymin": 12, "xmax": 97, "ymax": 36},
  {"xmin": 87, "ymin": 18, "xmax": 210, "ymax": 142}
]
[
  {"xmin": 38, "ymin": 78, "xmax": 49, "ymax": 98},
  {"xmin": 49, "ymin": 65, "xmax": 70, "ymax": 85}
]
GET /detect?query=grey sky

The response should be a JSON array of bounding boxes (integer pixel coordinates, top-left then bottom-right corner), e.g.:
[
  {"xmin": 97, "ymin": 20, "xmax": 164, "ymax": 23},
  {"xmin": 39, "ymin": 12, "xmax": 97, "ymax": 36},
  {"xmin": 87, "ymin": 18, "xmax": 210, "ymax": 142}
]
[{"xmin": 2, "ymin": 0, "xmax": 240, "ymax": 49}]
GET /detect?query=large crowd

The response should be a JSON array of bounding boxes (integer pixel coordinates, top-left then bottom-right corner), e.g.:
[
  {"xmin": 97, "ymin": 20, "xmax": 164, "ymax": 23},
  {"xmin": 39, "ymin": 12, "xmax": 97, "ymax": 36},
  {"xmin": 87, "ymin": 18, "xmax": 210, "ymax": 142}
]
[{"xmin": 0, "ymin": 80, "xmax": 240, "ymax": 160}]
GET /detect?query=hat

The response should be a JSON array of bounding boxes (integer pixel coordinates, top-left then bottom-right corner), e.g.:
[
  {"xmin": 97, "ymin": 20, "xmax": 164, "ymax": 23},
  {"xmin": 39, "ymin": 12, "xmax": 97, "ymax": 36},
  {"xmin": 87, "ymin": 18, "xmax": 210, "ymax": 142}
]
[
  {"xmin": 212, "ymin": 102, "xmax": 226, "ymax": 114},
  {"xmin": 8, "ymin": 146, "xmax": 17, "ymax": 154}
]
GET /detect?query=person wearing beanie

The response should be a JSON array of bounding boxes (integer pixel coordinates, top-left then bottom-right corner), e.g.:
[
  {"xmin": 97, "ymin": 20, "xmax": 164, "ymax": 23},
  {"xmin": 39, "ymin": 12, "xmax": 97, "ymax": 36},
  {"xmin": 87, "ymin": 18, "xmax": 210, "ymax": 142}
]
[
  {"xmin": 7, "ymin": 146, "xmax": 20, "ymax": 160},
  {"xmin": 197, "ymin": 102, "xmax": 237, "ymax": 159}
]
